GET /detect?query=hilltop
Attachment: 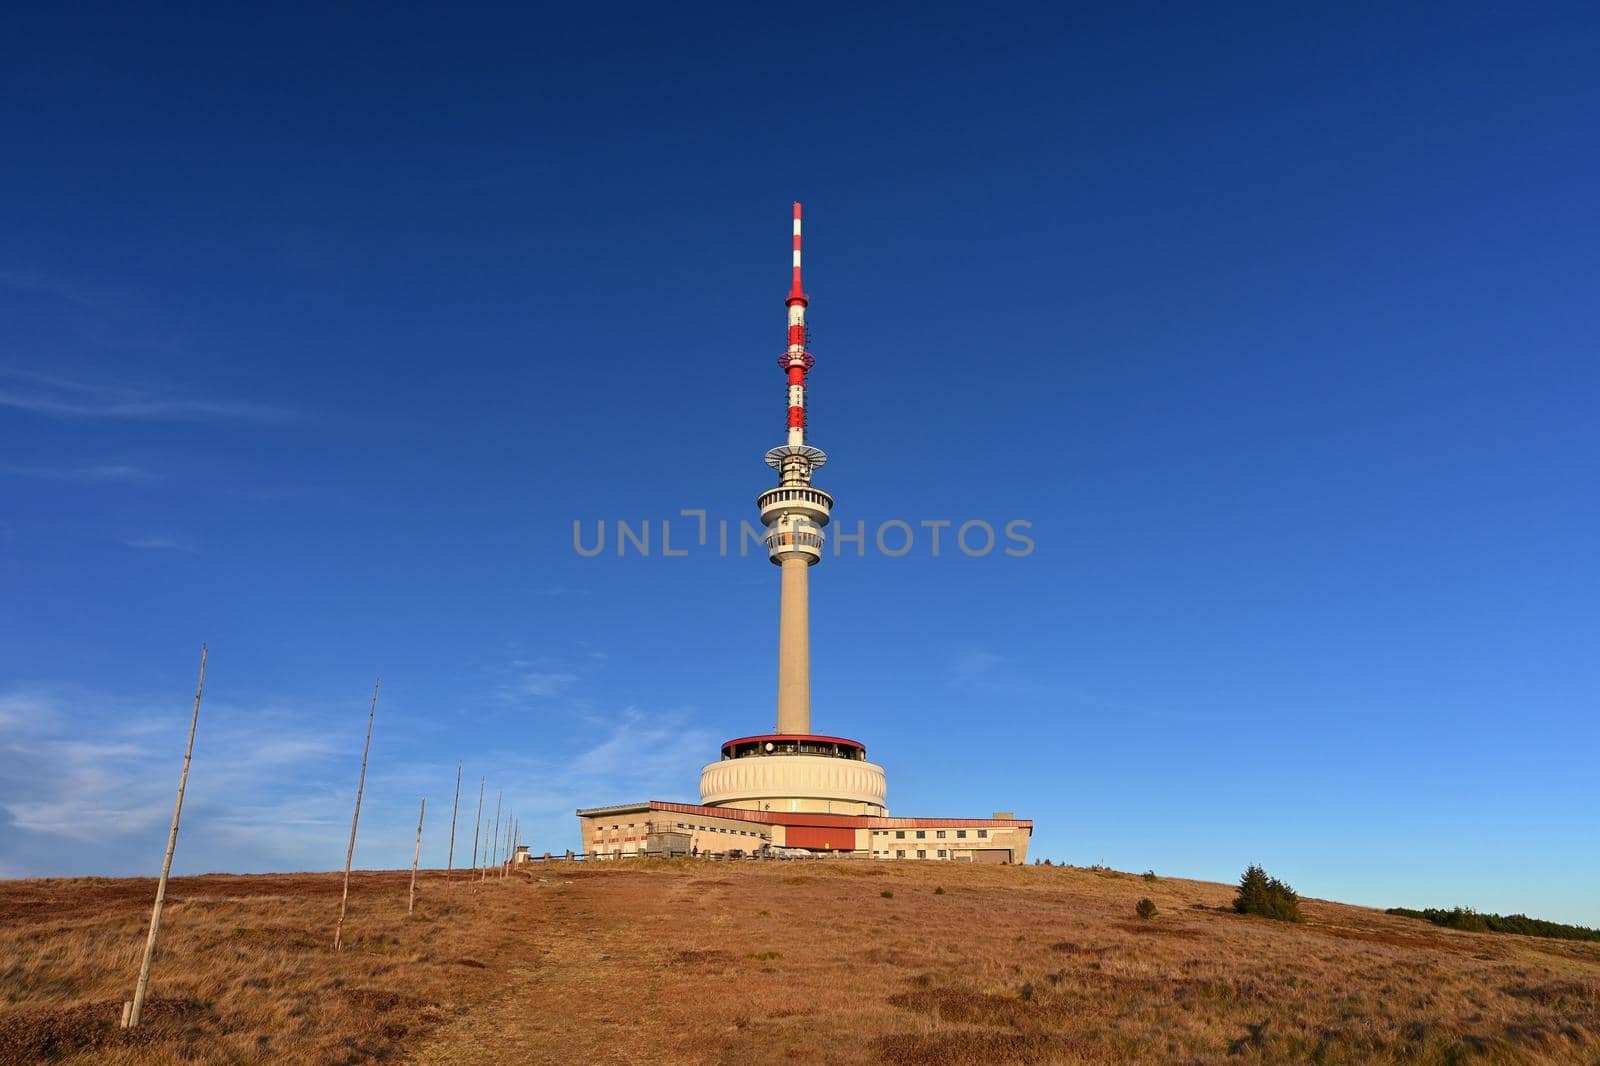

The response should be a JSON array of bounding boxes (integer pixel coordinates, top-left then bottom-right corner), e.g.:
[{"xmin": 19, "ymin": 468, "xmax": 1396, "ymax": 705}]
[{"xmin": 2, "ymin": 860, "xmax": 1596, "ymax": 1064}]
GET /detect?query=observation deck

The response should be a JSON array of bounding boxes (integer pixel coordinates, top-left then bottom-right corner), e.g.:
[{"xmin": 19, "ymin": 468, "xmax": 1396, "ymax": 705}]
[{"xmin": 700, "ymin": 733, "xmax": 886, "ymax": 816}]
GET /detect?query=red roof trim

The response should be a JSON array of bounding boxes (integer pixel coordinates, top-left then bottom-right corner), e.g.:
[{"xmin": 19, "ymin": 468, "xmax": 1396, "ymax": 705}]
[
  {"xmin": 719, "ymin": 734, "xmax": 866, "ymax": 750},
  {"xmin": 628, "ymin": 800, "xmax": 1032, "ymax": 832}
]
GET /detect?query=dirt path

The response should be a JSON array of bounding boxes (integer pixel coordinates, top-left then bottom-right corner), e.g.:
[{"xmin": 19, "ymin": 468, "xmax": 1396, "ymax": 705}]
[{"xmin": 409, "ymin": 870, "xmax": 769, "ymax": 1065}]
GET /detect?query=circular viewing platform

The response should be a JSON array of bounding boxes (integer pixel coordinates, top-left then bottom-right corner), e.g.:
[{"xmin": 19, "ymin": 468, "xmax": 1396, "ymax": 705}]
[{"xmin": 719, "ymin": 734, "xmax": 867, "ymax": 761}]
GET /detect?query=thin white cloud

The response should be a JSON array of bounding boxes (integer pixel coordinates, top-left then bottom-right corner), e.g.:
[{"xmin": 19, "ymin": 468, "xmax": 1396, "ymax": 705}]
[
  {"xmin": 1, "ymin": 462, "xmax": 160, "ymax": 485},
  {"xmin": 0, "ymin": 269, "xmax": 119, "ymax": 315},
  {"xmin": 0, "ymin": 367, "xmax": 289, "ymax": 422},
  {"xmin": 0, "ymin": 684, "xmax": 355, "ymax": 875},
  {"xmin": 121, "ymin": 533, "xmax": 196, "ymax": 552},
  {"xmin": 498, "ymin": 670, "xmax": 579, "ymax": 701},
  {"xmin": 0, "ymin": 666, "xmax": 720, "ymax": 877}
]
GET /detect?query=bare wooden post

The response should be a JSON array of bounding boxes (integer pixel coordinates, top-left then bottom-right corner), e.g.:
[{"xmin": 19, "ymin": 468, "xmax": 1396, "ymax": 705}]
[
  {"xmin": 470, "ymin": 777, "xmax": 484, "ymax": 887},
  {"xmin": 408, "ymin": 796, "xmax": 426, "ymax": 915},
  {"xmin": 333, "ymin": 678, "xmax": 379, "ymax": 951},
  {"xmin": 501, "ymin": 813, "xmax": 511, "ymax": 879},
  {"xmin": 478, "ymin": 794, "xmax": 489, "ymax": 883},
  {"xmin": 477, "ymin": 805, "xmax": 486, "ymax": 883},
  {"xmin": 445, "ymin": 761, "xmax": 462, "ymax": 884},
  {"xmin": 123, "ymin": 644, "xmax": 207, "ymax": 1029},
  {"xmin": 487, "ymin": 791, "xmax": 501, "ymax": 883}
]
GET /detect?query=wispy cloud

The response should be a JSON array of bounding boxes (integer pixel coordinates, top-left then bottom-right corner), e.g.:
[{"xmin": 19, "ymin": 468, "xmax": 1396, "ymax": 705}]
[
  {"xmin": 0, "ymin": 668, "xmax": 718, "ymax": 877},
  {"xmin": 0, "ymin": 684, "xmax": 355, "ymax": 876},
  {"xmin": 0, "ymin": 269, "xmax": 121, "ymax": 316},
  {"xmin": 498, "ymin": 671, "xmax": 579, "ymax": 701},
  {"xmin": 121, "ymin": 533, "xmax": 196, "ymax": 552},
  {"xmin": 0, "ymin": 367, "xmax": 289, "ymax": 422},
  {"xmin": 1, "ymin": 462, "xmax": 160, "ymax": 485}
]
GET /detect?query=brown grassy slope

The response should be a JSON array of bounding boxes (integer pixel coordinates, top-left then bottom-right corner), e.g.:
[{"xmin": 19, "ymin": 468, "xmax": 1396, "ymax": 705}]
[
  {"xmin": 414, "ymin": 861, "xmax": 1600, "ymax": 1066},
  {"xmin": 2, "ymin": 862, "xmax": 1597, "ymax": 1065},
  {"xmin": 0, "ymin": 869, "xmax": 535, "ymax": 1064}
]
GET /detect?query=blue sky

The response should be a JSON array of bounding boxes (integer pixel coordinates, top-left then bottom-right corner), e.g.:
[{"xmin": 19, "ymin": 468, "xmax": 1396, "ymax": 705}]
[{"xmin": 1, "ymin": 6, "xmax": 1596, "ymax": 924}]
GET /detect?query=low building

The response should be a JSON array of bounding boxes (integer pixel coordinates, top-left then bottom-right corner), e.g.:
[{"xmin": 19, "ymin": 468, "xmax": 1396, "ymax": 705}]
[{"xmin": 576, "ymin": 798, "xmax": 1031, "ymax": 863}]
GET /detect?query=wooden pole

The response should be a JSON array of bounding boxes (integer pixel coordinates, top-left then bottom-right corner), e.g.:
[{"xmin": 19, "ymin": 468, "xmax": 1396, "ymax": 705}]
[
  {"xmin": 501, "ymin": 813, "xmax": 511, "ymax": 879},
  {"xmin": 445, "ymin": 761, "xmax": 461, "ymax": 884},
  {"xmin": 408, "ymin": 796, "xmax": 426, "ymax": 915},
  {"xmin": 487, "ymin": 791, "xmax": 501, "ymax": 883},
  {"xmin": 333, "ymin": 678, "xmax": 379, "ymax": 951},
  {"xmin": 470, "ymin": 776, "xmax": 484, "ymax": 887},
  {"xmin": 123, "ymin": 644, "xmax": 207, "ymax": 1029}
]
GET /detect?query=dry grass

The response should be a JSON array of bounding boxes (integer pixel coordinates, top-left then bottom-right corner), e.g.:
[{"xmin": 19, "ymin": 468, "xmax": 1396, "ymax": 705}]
[
  {"xmin": 2, "ymin": 862, "xmax": 1597, "ymax": 1064},
  {"xmin": 0, "ymin": 869, "xmax": 534, "ymax": 1063}
]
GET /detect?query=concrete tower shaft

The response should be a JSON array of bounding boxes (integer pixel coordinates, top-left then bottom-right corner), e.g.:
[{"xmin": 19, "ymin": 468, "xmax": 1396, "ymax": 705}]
[{"xmin": 762, "ymin": 203, "xmax": 831, "ymax": 734}]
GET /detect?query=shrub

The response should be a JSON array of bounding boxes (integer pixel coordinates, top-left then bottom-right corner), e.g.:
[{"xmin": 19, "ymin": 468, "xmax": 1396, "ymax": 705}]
[
  {"xmin": 1386, "ymin": 906, "xmax": 1598, "ymax": 941},
  {"xmin": 1135, "ymin": 898, "xmax": 1157, "ymax": 920},
  {"xmin": 934, "ymin": 886, "xmax": 945, "ymax": 895},
  {"xmin": 880, "ymin": 890, "xmax": 894, "ymax": 899},
  {"xmin": 1233, "ymin": 865, "xmax": 1303, "ymax": 922}
]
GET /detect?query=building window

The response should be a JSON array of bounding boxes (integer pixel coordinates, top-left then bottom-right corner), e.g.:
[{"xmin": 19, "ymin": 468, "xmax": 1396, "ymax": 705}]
[
  {"xmin": 978, "ymin": 829, "xmax": 988, "ymax": 838},
  {"xmin": 896, "ymin": 850, "xmax": 905, "ymax": 858},
  {"xmin": 938, "ymin": 849, "xmax": 947, "ymax": 858},
  {"xmin": 957, "ymin": 830, "xmax": 967, "ymax": 839},
  {"xmin": 895, "ymin": 830, "xmax": 905, "ymax": 839},
  {"xmin": 915, "ymin": 830, "xmax": 926, "ymax": 839},
  {"xmin": 936, "ymin": 830, "xmax": 946, "ymax": 839},
  {"xmin": 916, "ymin": 849, "xmax": 926, "ymax": 859}
]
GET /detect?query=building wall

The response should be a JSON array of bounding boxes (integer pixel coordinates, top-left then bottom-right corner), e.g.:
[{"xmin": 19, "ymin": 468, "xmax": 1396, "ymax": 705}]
[
  {"xmin": 865, "ymin": 823, "xmax": 1030, "ymax": 864},
  {"xmin": 577, "ymin": 805, "xmax": 1030, "ymax": 863},
  {"xmin": 579, "ymin": 808, "xmax": 773, "ymax": 858}
]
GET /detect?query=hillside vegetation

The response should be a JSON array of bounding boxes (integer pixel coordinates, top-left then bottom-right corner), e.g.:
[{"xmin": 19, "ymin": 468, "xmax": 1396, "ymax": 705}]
[
  {"xmin": 1, "ymin": 861, "xmax": 1597, "ymax": 1064},
  {"xmin": 1387, "ymin": 906, "xmax": 1600, "ymax": 943}
]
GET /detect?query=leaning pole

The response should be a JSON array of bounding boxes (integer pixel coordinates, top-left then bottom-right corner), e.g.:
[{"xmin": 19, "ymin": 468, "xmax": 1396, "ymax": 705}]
[
  {"xmin": 333, "ymin": 678, "xmax": 380, "ymax": 951},
  {"xmin": 123, "ymin": 644, "xmax": 207, "ymax": 1029}
]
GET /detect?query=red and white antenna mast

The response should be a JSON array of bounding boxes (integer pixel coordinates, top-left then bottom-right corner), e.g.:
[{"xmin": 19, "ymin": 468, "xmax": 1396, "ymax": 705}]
[
  {"xmin": 760, "ymin": 202, "xmax": 833, "ymax": 735},
  {"xmin": 783, "ymin": 201, "xmax": 814, "ymax": 448}
]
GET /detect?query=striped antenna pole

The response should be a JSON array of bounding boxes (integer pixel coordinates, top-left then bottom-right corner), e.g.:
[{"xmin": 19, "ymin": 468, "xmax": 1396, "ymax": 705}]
[{"xmin": 784, "ymin": 202, "xmax": 811, "ymax": 449}]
